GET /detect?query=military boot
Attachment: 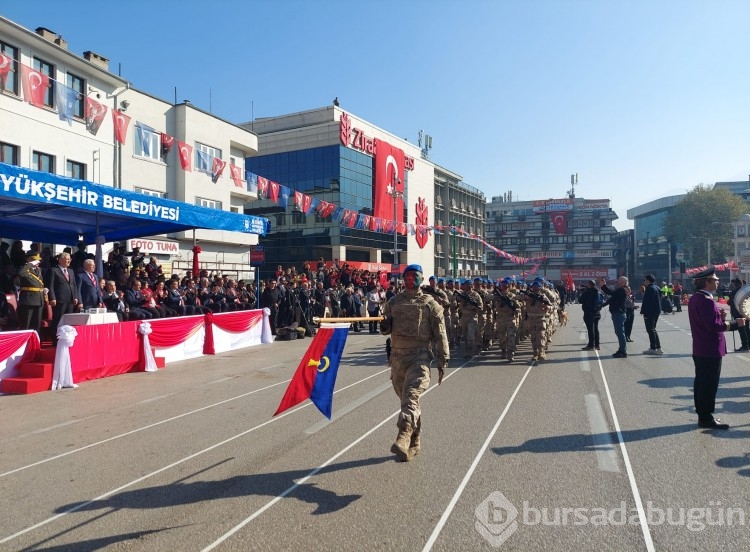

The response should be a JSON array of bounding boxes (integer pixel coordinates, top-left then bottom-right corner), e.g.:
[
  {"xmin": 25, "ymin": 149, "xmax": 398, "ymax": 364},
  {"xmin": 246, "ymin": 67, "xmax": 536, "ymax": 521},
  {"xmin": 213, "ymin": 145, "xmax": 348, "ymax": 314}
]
[
  {"xmin": 391, "ymin": 423, "xmax": 413, "ymax": 461},
  {"xmin": 408, "ymin": 432, "xmax": 421, "ymax": 460}
]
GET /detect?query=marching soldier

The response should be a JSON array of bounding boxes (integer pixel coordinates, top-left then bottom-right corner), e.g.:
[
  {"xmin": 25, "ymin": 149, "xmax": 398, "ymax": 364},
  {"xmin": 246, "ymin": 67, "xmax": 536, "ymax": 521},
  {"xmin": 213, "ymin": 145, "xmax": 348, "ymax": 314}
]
[
  {"xmin": 493, "ymin": 278, "xmax": 521, "ymax": 362},
  {"xmin": 381, "ymin": 264, "xmax": 449, "ymax": 461},
  {"xmin": 457, "ymin": 279, "xmax": 483, "ymax": 358},
  {"xmin": 520, "ymin": 279, "xmax": 552, "ymax": 361}
]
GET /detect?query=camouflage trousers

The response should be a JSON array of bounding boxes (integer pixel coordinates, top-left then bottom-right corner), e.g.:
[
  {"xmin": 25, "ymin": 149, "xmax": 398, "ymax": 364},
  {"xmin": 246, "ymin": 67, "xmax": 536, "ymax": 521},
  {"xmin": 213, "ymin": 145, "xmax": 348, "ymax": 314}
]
[
  {"xmin": 527, "ymin": 316, "xmax": 548, "ymax": 356},
  {"xmin": 460, "ymin": 315, "xmax": 480, "ymax": 356},
  {"xmin": 495, "ymin": 317, "xmax": 518, "ymax": 354},
  {"xmin": 390, "ymin": 347, "xmax": 431, "ymax": 432}
]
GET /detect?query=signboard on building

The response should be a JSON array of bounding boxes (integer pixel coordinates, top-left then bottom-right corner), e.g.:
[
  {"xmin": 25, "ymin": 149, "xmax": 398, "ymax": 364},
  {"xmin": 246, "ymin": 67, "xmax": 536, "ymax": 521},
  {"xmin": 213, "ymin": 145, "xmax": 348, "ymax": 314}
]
[
  {"xmin": 578, "ymin": 200, "xmax": 610, "ymax": 212},
  {"xmin": 544, "ymin": 250, "xmax": 613, "ymax": 258},
  {"xmin": 532, "ymin": 198, "xmax": 574, "ymax": 213},
  {"xmin": 127, "ymin": 238, "xmax": 179, "ymax": 255},
  {"xmin": 250, "ymin": 245, "xmax": 265, "ymax": 265},
  {"xmin": 560, "ymin": 268, "xmax": 611, "ymax": 279}
]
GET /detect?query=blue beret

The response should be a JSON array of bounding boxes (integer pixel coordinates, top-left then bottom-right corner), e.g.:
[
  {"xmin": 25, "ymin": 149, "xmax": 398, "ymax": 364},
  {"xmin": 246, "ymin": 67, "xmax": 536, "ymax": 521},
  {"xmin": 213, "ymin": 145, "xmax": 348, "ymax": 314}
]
[
  {"xmin": 473, "ymin": 277, "xmax": 482, "ymax": 282},
  {"xmin": 403, "ymin": 264, "xmax": 423, "ymax": 276},
  {"xmin": 437, "ymin": 278, "xmax": 445, "ymax": 283},
  {"xmin": 446, "ymin": 278, "xmax": 454, "ymax": 283},
  {"xmin": 429, "ymin": 275, "xmax": 436, "ymax": 280}
]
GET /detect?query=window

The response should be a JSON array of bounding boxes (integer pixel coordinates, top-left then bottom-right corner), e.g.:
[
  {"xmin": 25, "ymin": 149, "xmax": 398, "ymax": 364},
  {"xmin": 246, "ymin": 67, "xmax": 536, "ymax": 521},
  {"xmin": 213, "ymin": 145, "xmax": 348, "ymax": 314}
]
[
  {"xmin": 0, "ymin": 42, "xmax": 19, "ymax": 95},
  {"xmin": 135, "ymin": 123, "xmax": 161, "ymax": 161},
  {"xmin": 135, "ymin": 187, "xmax": 166, "ymax": 198},
  {"xmin": 66, "ymin": 72, "xmax": 85, "ymax": 119},
  {"xmin": 292, "ymin": 211, "xmax": 305, "ymax": 224},
  {"xmin": 0, "ymin": 142, "xmax": 18, "ymax": 165},
  {"xmin": 230, "ymin": 206, "xmax": 240, "ymax": 213},
  {"xmin": 195, "ymin": 142, "xmax": 221, "ymax": 174},
  {"xmin": 32, "ymin": 150, "xmax": 54, "ymax": 173},
  {"xmin": 66, "ymin": 159, "xmax": 85, "ymax": 180},
  {"xmin": 32, "ymin": 57, "xmax": 54, "ymax": 108},
  {"xmin": 196, "ymin": 197, "xmax": 221, "ymax": 210}
]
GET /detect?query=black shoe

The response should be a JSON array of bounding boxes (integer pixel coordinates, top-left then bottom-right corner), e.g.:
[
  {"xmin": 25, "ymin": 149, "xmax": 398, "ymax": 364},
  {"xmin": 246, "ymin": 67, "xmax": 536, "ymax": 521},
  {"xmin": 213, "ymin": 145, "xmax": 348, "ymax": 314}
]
[
  {"xmin": 626, "ymin": 338, "xmax": 634, "ymax": 342},
  {"xmin": 698, "ymin": 418, "xmax": 729, "ymax": 430},
  {"xmin": 595, "ymin": 346, "xmax": 600, "ymax": 350},
  {"xmin": 735, "ymin": 347, "xmax": 749, "ymax": 352},
  {"xmin": 612, "ymin": 351, "xmax": 628, "ymax": 358},
  {"xmin": 582, "ymin": 346, "xmax": 594, "ymax": 351}
]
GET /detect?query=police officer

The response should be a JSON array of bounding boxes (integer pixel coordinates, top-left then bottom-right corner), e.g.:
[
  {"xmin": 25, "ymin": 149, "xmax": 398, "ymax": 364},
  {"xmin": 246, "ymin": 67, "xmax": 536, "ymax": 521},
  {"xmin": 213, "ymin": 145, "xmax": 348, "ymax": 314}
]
[{"xmin": 381, "ymin": 264, "xmax": 449, "ymax": 461}]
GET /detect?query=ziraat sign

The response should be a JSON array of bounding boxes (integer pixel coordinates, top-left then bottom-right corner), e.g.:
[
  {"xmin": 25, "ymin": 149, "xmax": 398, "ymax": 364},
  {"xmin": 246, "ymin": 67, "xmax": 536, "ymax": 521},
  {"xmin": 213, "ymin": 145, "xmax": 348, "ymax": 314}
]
[
  {"xmin": 128, "ymin": 238, "xmax": 179, "ymax": 254},
  {"xmin": 339, "ymin": 112, "xmax": 415, "ymax": 170}
]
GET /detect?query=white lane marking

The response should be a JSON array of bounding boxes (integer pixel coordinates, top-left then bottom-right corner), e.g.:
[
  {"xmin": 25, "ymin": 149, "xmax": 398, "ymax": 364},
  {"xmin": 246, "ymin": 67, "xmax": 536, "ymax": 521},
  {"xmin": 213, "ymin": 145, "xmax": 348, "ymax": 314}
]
[
  {"xmin": 305, "ymin": 382, "xmax": 393, "ymax": 434},
  {"xmin": 584, "ymin": 394, "xmax": 620, "ymax": 473},
  {"xmin": 258, "ymin": 363, "xmax": 283, "ymax": 372},
  {"xmin": 579, "ymin": 351, "xmax": 591, "ymax": 372},
  {"xmin": 28, "ymin": 417, "xmax": 95, "ymax": 435},
  {"xmin": 201, "ymin": 359, "xmax": 475, "ymax": 552},
  {"xmin": 137, "ymin": 394, "xmax": 173, "ymax": 404},
  {"xmin": 596, "ymin": 357, "xmax": 655, "ymax": 552},
  {"xmin": 579, "ymin": 330, "xmax": 588, "ymax": 341},
  {"xmin": 0, "ymin": 367, "xmax": 392, "ymax": 545},
  {"xmin": 422, "ymin": 363, "xmax": 535, "ymax": 552},
  {"xmin": 208, "ymin": 377, "xmax": 239, "ymax": 384}
]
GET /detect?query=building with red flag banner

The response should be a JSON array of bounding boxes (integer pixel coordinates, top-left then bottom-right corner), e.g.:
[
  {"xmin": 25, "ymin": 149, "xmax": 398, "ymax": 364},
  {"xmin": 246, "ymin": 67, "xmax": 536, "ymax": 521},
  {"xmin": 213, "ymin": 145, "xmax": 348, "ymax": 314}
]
[
  {"xmin": 485, "ymin": 193, "xmax": 620, "ymax": 283},
  {"xmin": 243, "ymin": 107, "xmax": 486, "ymax": 280}
]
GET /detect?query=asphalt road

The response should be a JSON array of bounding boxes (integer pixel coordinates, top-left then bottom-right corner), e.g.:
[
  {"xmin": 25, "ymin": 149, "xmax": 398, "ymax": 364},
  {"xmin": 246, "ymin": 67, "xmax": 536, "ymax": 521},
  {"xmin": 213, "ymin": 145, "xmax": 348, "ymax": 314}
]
[{"xmin": 1, "ymin": 306, "xmax": 748, "ymax": 552}]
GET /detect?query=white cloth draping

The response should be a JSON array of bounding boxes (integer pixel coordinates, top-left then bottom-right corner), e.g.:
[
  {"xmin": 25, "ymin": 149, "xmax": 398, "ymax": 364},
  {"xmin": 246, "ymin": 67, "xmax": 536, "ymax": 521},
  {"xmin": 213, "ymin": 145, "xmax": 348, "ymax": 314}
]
[
  {"xmin": 261, "ymin": 307, "xmax": 273, "ymax": 344},
  {"xmin": 139, "ymin": 322, "xmax": 158, "ymax": 372},
  {"xmin": 52, "ymin": 325, "xmax": 78, "ymax": 390}
]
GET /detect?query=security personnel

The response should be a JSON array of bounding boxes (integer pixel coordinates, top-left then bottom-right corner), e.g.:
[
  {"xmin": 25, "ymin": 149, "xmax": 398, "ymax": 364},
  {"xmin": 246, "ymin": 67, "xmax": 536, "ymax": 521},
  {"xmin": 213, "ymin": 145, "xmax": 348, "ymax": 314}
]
[
  {"xmin": 493, "ymin": 277, "xmax": 521, "ymax": 362},
  {"xmin": 17, "ymin": 250, "xmax": 46, "ymax": 332},
  {"xmin": 456, "ymin": 278, "xmax": 483, "ymax": 358},
  {"xmin": 688, "ymin": 267, "xmax": 745, "ymax": 429},
  {"xmin": 381, "ymin": 264, "xmax": 449, "ymax": 461}
]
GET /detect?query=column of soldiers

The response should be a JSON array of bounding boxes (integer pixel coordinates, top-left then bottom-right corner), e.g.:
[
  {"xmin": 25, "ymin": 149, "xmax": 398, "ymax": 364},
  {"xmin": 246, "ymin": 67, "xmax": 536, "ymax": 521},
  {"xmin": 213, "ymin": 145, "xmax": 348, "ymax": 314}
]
[{"xmin": 429, "ymin": 275, "xmax": 562, "ymax": 363}]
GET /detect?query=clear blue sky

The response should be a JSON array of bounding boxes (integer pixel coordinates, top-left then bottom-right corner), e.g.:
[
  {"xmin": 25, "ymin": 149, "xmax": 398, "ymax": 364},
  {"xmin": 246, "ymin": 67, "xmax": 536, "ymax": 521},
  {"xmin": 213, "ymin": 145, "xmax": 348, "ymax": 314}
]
[{"xmin": 4, "ymin": 0, "xmax": 750, "ymax": 231}]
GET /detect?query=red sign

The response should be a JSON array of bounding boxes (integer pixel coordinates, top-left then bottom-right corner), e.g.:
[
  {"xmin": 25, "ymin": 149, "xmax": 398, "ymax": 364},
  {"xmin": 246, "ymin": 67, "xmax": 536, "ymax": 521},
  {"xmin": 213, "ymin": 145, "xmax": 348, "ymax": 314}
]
[
  {"xmin": 250, "ymin": 246, "xmax": 265, "ymax": 264},
  {"xmin": 560, "ymin": 269, "xmax": 609, "ymax": 279},
  {"xmin": 339, "ymin": 112, "xmax": 415, "ymax": 170}
]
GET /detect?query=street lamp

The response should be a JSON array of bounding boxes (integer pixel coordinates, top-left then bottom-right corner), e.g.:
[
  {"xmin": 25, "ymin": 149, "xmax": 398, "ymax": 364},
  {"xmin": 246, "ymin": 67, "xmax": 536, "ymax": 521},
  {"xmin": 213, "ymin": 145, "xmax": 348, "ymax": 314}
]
[{"xmin": 387, "ymin": 175, "xmax": 403, "ymax": 269}]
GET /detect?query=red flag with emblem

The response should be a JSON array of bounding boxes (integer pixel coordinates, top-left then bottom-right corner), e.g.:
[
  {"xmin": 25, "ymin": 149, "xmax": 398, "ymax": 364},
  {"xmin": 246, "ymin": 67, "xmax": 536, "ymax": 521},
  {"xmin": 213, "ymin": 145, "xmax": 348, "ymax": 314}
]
[
  {"xmin": 20, "ymin": 63, "xmax": 49, "ymax": 107},
  {"xmin": 178, "ymin": 141, "xmax": 193, "ymax": 171},
  {"xmin": 551, "ymin": 212, "xmax": 568, "ymax": 235},
  {"xmin": 112, "ymin": 110, "xmax": 131, "ymax": 144},
  {"xmin": 373, "ymin": 138, "xmax": 405, "ymax": 223}
]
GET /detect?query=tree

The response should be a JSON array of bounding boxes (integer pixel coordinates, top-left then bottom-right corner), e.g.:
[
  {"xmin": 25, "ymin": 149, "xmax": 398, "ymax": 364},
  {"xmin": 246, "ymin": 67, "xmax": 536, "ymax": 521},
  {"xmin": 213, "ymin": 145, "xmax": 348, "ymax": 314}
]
[{"xmin": 665, "ymin": 185, "xmax": 747, "ymax": 266}]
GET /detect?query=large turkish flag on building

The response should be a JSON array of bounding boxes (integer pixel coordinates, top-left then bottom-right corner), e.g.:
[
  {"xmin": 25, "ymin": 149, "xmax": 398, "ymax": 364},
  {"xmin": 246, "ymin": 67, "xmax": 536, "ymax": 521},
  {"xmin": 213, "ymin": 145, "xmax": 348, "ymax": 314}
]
[
  {"xmin": 551, "ymin": 212, "xmax": 568, "ymax": 235},
  {"xmin": 373, "ymin": 138, "xmax": 405, "ymax": 224}
]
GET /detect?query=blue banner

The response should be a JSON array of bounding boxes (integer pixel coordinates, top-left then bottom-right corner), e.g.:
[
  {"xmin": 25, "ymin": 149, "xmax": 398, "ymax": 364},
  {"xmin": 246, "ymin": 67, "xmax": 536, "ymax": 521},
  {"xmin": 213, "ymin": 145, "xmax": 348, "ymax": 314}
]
[{"xmin": 0, "ymin": 162, "xmax": 270, "ymax": 237}]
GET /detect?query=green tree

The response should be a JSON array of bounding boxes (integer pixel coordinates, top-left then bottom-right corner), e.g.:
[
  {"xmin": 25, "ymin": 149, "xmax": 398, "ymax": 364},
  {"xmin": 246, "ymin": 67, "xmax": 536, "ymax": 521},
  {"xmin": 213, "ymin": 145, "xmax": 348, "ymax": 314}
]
[{"xmin": 665, "ymin": 185, "xmax": 747, "ymax": 266}]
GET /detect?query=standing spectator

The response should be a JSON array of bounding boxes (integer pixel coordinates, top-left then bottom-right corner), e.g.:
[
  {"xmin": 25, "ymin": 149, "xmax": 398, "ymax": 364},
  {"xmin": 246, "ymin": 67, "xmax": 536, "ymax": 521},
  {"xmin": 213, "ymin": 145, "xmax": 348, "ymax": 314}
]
[
  {"xmin": 641, "ymin": 274, "xmax": 664, "ymax": 355},
  {"xmin": 77, "ymin": 259, "xmax": 104, "ymax": 311},
  {"xmin": 367, "ymin": 285, "xmax": 382, "ymax": 333},
  {"xmin": 71, "ymin": 241, "xmax": 88, "ymax": 274},
  {"xmin": 0, "ymin": 241, "xmax": 11, "ymax": 269},
  {"xmin": 261, "ymin": 279, "xmax": 281, "ymax": 335},
  {"xmin": 579, "ymin": 279, "xmax": 602, "ymax": 351},
  {"xmin": 45, "ymin": 252, "xmax": 80, "ymax": 340},
  {"xmin": 672, "ymin": 279, "xmax": 683, "ymax": 312},
  {"xmin": 600, "ymin": 276, "xmax": 629, "ymax": 358},
  {"xmin": 688, "ymin": 267, "xmax": 745, "ymax": 429},
  {"xmin": 17, "ymin": 251, "xmax": 46, "ymax": 332},
  {"xmin": 339, "ymin": 286, "xmax": 359, "ymax": 332},
  {"xmin": 10, "ymin": 240, "xmax": 27, "ymax": 271}
]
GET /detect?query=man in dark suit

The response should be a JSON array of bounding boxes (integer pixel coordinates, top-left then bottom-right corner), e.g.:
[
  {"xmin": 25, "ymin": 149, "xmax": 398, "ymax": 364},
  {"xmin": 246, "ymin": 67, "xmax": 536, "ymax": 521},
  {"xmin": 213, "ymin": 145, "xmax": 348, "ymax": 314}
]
[
  {"xmin": 45, "ymin": 252, "xmax": 79, "ymax": 338},
  {"xmin": 77, "ymin": 259, "xmax": 104, "ymax": 311},
  {"xmin": 17, "ymin": 251, "xmax": 46, "ymax": 331},
  {"xmin": 688, "ymin": 267, "xmax": 746, "ymax": 430}
]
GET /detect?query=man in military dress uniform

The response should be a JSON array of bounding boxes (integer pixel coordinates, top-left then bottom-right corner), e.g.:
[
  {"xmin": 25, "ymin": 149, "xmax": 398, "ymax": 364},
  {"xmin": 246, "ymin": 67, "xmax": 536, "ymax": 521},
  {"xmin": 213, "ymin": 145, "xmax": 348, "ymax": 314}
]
[
  {"xmin": 688, "ymin": 267, "xmax": 745, "ymax": 429},
  {"xmin": 17, "ymin": 251, "xmax": 46, "ymax": 332},
  {"xmin": 381, "ymin": 264, "xmax": 449, "ymax": 461}
]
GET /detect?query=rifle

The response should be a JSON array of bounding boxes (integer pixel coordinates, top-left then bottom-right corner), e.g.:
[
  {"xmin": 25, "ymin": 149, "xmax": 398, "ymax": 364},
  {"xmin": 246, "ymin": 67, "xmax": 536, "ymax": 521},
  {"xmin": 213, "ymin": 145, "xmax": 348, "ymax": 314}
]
[
  {"xmin": 456, "ymin": 290, "xmax": 480, "ymax": 309},
  {"xmin": 493, "ymin": 289, "xmax": 519, "ymax": 312},
  {"xmin": 521, "ymin": 289, "xmax": 551, "ymax": 307}
]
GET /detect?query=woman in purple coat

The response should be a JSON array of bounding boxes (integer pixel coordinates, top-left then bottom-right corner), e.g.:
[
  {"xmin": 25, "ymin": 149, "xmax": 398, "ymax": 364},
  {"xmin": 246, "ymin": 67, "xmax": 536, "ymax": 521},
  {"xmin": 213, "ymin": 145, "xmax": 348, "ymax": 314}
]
[{"xmin": 688, "ymin": 267, "xmax": 746, "ymax": 430}]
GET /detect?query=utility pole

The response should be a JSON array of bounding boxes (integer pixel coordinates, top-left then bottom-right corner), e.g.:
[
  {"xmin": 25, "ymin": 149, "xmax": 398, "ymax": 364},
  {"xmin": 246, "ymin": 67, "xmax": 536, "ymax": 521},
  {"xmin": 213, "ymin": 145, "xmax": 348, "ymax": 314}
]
[
  {"xmin": 388, "ymin": 174, "xmax": 404, "ymax": 270},
  {"xmin": 452, "ymin": 218, "xmax": 458, "ymax": 278}
]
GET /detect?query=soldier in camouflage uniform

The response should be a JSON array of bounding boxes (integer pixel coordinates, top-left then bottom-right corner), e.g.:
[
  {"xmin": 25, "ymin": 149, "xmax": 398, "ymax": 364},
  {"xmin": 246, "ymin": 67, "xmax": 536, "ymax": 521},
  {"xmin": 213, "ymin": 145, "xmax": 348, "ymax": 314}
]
[
  {"xmin": 381, "ymin": 264, "xmax": 449, "ymax": 462},
  {"xmin": 493, "ymin": 278, "xmax": 521, "ymax": 362},
  {"xmin": 519, "ymin": 279, "xmax": 553, "ymax": 361},
  {"xmin": 445, "ymin": 279, "xmax": 460, "ymax": 346},
  {"xmin": 437, "ymin": 278, "xmax": 454, "ymax": 347},
  {"xmin": 457, "ymin": 279, "xmax": 483, "ymax": 358}
]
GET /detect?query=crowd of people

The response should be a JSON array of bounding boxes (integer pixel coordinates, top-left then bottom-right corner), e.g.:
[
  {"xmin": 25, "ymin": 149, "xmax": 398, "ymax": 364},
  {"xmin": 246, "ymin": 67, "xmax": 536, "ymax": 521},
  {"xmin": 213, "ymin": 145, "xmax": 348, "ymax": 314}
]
[{"xmin": 0, "ymin": 240, "xmax": 259, "ymax": 341}]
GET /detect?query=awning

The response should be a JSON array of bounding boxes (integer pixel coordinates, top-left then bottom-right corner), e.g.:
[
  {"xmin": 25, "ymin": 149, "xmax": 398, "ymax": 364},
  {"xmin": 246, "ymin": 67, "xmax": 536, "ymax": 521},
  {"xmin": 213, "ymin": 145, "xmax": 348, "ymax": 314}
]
[{"xmin": 0, "ymin": 162, "xmax": 270, "ymax": 244}]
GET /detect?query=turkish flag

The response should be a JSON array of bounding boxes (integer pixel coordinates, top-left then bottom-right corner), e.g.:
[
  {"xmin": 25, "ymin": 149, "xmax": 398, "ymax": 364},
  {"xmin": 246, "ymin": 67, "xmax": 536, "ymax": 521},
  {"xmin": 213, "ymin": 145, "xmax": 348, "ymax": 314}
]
[
  {"xmin": 0, "ymin": 53, "xmax": 13, "ymax": 87},
  {"xmin": 211, "ymin": 157, "xmax": 226, "ymax": 183},
  {"xmin": 257, "ymin": 176, "xmax": 269, "ymax": 198},
  {"xmin": 160, "ymin": 133, "xmax": 174, "ymax": 161},
  {"xmin": 20, "ymin": 63, "xmax": 49, "ymax": 107},
  {"xmin": 178, "ymin": 141, "xmax": 193, "ymax": 171},
  {"xmin": 373, "ymin": 138, "xmax": 405, "ymax": 223},
  {"xmin": 229, "ymin": 164, "xmax": 243, "ymax": 187},
  {"xmin": 112, "ymin": 110, "xmax": 131, "ymax": 144},
  {"xmin": 551, "ymin": 212, "xmax": 568, "ymax": 235}
]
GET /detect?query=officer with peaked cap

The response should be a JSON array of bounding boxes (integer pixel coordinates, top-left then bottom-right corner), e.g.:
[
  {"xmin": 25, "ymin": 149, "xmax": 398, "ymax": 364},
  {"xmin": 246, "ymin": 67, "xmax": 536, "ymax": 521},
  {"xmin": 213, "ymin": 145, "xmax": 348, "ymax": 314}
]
[
  {"xmin": 17, "ymin": 251, "xmax": 46, "ymax": 332},
  {"xmin": 381, "ymin": 264, "xmax": 449, "ymax": 461},
  {"xmin": 687, "ymin": 267, "xmax": 745, "ymax": 429}
]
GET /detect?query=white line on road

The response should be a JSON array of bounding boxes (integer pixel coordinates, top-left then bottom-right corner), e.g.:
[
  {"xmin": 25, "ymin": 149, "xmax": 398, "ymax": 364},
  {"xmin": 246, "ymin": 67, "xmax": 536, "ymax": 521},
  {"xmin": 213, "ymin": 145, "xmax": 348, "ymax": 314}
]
[
  {"xmin": 207, "ymin": 377, "xmax": 239, "ymax": 384},
  {"xmin": 422, "ymin": 362, "xmax": 535, "ymax": 552},
  {"xmin": 137, "ymin": 394, "xmax": 173, "ymax": 404},
  {"xmin": 305, "ymin": 381, "xmax": 394, "ymax": 434},
  {"xmin": 0, "ymin": 368, "xmax": 392, "ymax": 545},
  {"xmin": 596, "ymin": 357, "xmax": 655, "ymax": 552},
  {"xmin": 579, "ymin": 351, "xmax": 591, "ymax": 371},
  {"xmin": 584, "ymin": 394, "xmax": 620, "ymax": 473}
]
